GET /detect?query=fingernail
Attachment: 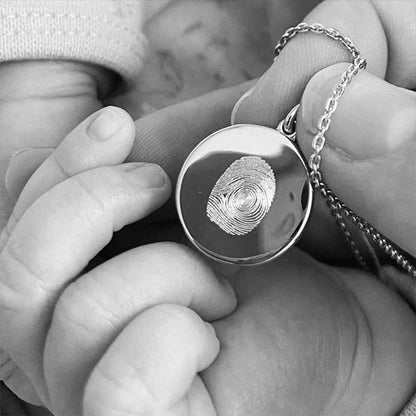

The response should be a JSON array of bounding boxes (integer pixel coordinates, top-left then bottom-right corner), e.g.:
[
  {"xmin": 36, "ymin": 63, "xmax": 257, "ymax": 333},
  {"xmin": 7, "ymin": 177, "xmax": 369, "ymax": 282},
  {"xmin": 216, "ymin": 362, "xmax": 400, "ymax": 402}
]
[
  {"xmin": 301, "ymin": 65, "xmax": 416, "ymax": 159},
  {"xmin": 231, "ymin": 86, "xmax": 255, "ymax": 125},
  {"xmin": 5, "ymin": 148, "xmax": 54, "ymax": 198},
  {"xmin": 124, "ymin": 163, "xmax": 168, "ymax": 189},
  {"xmin": 87, "ymin": 107, "xmax": 127, "ymax": 141},
  {"xmin": 300, "ymin": 65, "xmax": 346, "ymax": 137}
]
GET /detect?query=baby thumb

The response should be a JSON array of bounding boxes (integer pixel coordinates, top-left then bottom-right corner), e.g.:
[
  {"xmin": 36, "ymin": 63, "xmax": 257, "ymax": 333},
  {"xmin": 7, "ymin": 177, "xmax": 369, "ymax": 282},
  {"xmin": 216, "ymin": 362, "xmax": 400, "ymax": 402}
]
[
  {"xmin": 297, "ymin": 63, "xmax": 416, "ymax": 257},
  {"xmin": 0, "ymin": 61, "xmax": 113, "ymax": 199}
]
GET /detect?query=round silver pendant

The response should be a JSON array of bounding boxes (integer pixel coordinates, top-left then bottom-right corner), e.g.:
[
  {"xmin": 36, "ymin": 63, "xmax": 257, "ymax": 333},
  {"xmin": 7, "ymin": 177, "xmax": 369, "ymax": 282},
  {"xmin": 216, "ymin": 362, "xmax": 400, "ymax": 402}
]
[{"xmin": 176, "ymin": 124, "xmax": 313, "ymax": 265}]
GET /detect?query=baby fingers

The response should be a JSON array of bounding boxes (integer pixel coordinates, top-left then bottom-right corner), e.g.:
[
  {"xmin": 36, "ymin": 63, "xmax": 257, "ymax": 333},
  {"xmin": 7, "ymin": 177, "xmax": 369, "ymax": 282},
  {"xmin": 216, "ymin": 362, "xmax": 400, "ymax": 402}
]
[
  {"xmin": 83, "ymin": 304, "xmax": 218, "ymax": 416},
  {"xmin": 44, "ymin": 242, "xmax": 236, "ymax": 415},
  {"xmin": 1, "ymin": 106, "xmax": 135, "ymax": 249},
  {"xmin": 0, "ymin": 161, "xmax": 171, "ymax": 402},
  {"xmin": 0, "ymin": 106, "xmax": 135, "ymax": 405}
]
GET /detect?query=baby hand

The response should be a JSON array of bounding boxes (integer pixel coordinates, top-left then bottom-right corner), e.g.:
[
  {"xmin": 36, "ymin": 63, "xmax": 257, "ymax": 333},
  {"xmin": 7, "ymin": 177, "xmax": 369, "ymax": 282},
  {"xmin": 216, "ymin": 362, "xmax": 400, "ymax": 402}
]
[
  {"xmin": 0, "ymin": 60, "xmax": 114, "ymax": 231},
  {"xmin": 0, "ymin": 107, "xmax": 237, "ymax": 415}
]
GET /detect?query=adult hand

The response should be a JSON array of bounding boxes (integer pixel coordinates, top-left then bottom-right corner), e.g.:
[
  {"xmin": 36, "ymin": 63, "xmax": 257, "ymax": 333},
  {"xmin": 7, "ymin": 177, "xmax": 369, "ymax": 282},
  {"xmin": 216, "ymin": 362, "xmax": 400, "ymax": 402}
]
[
  {"xmin": 2, "ymin": 0, "xmax": 416, "ymax": 414},
  {"xmin": 233, "ymin": 0, "xmax": 416, "ymax": 262}
]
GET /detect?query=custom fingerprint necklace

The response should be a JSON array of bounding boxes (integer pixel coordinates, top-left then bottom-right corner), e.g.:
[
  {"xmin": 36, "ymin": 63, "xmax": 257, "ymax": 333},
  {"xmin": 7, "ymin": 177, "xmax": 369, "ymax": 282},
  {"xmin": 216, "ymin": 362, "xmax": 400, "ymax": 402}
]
[{"xmin": 176, "ymin": 23, "xmax": 416, "ymax": 276}]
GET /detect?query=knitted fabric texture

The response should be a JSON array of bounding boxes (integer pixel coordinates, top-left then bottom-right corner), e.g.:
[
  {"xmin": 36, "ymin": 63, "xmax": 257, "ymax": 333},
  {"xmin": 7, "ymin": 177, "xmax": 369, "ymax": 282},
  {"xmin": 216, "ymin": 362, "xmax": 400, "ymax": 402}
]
[
  {"xmin": 0, "ymin": 0, "xmax": 147, "ymax": 84},
  {"xmin": 0, "ymin": 1, "xmax": 414, "ymax": 415},
  {"xmin": 402, "ymin": 396, "xmax": 416, "ymax": 416}
]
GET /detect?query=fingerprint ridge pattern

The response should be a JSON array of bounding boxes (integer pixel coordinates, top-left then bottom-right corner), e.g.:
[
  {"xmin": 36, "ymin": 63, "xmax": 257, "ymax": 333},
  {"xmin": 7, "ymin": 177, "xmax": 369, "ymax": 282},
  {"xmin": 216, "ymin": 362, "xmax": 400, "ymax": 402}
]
[{"xmin": 207, "ymin": 156, "xmax": 276, "ymax": 236}]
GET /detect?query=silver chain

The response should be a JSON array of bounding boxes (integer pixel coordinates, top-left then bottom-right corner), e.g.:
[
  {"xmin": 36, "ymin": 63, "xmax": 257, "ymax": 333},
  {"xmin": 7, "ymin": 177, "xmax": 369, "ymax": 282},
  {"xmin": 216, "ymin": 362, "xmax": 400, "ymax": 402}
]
[
  {"xmin": 274, "ymin": 22, "xmax": 361, "ymax": 60},
  {"xmin": 275, "ymin": 22, "xmax": 416, "ymax": 278}
]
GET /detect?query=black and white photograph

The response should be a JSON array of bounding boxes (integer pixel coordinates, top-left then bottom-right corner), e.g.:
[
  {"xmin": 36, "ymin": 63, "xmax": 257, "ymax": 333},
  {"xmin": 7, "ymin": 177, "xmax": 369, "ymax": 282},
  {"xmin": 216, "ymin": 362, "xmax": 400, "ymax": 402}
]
[{"xmin": 0, "ymin": 1, "xmax": 415, "ymax": 415}]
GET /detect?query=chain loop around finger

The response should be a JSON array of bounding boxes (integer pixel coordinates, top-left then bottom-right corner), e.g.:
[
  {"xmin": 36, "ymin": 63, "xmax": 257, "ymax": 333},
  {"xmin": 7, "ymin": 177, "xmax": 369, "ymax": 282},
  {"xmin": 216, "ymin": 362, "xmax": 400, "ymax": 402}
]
[{"xmin": 273, "ymin": 23, "xmax": 415, "ymax": 278}]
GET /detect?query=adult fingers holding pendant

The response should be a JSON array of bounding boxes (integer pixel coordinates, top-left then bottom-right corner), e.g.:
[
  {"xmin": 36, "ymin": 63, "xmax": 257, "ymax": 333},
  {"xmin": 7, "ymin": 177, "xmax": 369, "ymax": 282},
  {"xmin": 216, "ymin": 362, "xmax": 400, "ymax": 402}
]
[
  {"xmin": 176, "ymin": 22, "xmax": 367, "ymax": 267},
  {"xmin": 176, "ymin": 107, "xmax": 313, "ymax": 265},
  {"xmin": 177, "ymin": 1, "xmax": 416, "ymax": 276}
]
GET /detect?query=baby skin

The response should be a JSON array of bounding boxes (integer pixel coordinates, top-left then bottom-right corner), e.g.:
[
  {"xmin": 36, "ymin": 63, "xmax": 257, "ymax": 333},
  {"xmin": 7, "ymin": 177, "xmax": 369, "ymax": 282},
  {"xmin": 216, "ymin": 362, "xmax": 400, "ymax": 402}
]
[
  {"xmin": 1, "ymin": 0, "xmax": 416, "ymax": 415},
  {"xmin": 0, "ymin": 104, "xmax": 415, "ymax": 416}
]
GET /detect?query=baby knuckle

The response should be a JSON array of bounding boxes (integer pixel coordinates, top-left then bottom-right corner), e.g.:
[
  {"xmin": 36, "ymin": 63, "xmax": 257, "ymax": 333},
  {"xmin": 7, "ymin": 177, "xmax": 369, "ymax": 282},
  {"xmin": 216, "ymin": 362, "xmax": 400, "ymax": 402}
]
[
  {"xmin": 68, "ymin": 174, "xmax": 107, "ymax": 214},
  {"xmin": 55, "ymin": 275, "xmax": 117, "ymax": 336},
  {"xmin": 48, "ymin": 153, "xmax": 73, "ymax": 180},
  {"xmin": 84, "ymin": 363, "xmax": 160, "ymax": 416},
  {"xmin": 0, "ymin": 244, "xmax": 51, "ymax": 303},
  {"xmin": 54, "ymin": 286, "xmax": 91, "ymax": 335},
  {"xmin": 151, "ymin": 304, "xmax": 203, "ymax": 337}
]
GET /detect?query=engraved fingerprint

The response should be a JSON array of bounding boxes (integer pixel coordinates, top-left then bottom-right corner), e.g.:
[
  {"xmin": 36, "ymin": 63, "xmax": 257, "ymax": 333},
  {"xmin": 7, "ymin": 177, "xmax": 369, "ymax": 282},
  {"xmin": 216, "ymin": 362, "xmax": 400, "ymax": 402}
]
[{"xmin": 207, "ymin": 156, "xmax": 276, "ymax": 236}]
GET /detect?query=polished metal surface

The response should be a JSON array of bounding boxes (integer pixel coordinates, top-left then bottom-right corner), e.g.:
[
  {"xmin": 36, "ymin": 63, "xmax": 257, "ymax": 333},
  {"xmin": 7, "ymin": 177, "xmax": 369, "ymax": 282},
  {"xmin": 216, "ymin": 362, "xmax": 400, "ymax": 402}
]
[{"xmin": 176, "ymin": 124, "xmax": 313, "ymax": 265}]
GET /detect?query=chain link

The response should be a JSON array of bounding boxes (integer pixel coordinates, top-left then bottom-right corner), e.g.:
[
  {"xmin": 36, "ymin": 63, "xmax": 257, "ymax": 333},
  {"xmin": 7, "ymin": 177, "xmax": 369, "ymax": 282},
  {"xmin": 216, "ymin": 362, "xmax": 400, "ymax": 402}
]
[
  {"xmin": 275, "ymin": 23, "xmax": 416, "ymax": 278},
  {"xmin": 317, "ymin": 182, "xmax": 416, "ymax": 278},
  {"xmin": 309, "ymin": 56, "xmax": 366, "ymax": 183},
  {"xmin": 274, "ymin": 22, "xmax": 361, "ymax": 61}
]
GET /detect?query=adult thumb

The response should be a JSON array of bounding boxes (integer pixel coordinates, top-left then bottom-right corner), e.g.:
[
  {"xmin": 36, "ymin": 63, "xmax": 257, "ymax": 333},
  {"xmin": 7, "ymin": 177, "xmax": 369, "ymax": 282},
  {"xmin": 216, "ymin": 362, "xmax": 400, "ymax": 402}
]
[{"xmin": 297, "ymin": 63, "xmax": 416, "ymax": 257}]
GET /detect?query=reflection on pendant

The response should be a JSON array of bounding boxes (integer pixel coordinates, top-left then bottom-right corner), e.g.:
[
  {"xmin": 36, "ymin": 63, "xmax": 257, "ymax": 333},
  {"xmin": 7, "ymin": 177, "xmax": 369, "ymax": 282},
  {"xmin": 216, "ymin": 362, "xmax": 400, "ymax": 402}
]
[
  {"xmin": 206, "ymin": 156, "xmax": 276, "ymax": 236},
  {"xmin": 176, "ymin": 124, "xmax": 313, "ymax": 265}
]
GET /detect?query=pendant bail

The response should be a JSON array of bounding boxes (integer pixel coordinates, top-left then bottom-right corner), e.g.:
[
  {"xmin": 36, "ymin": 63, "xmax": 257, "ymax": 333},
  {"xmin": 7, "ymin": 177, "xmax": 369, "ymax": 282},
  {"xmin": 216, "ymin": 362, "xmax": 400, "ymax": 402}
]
[{"xmin": 277, "ymin": 104, "xmax": 299, "ymax": 141}]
